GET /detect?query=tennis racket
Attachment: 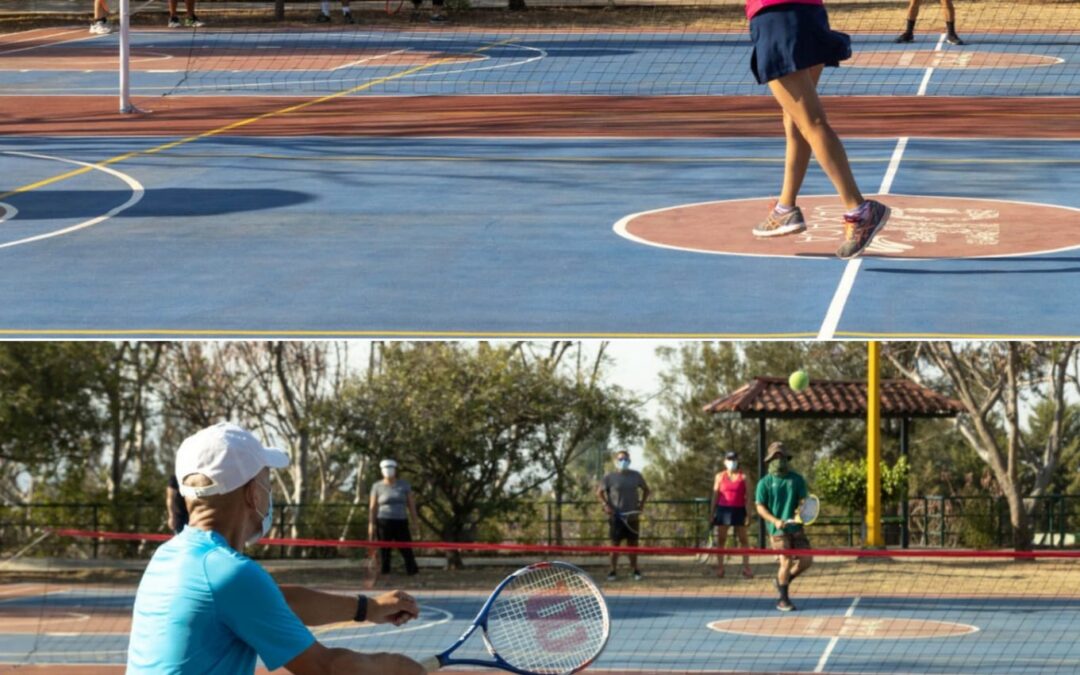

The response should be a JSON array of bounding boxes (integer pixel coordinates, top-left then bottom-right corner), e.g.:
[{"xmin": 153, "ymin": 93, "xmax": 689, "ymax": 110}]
[
  {"xmin": 696, "ymin": 528, "xmax": 716, "ymax": 565},
  {"xmin": 614, "ymin": 510, "xmax": 641, "ymax": 536},
  {"xmin": 421, "ymin": 561, "xmax": 610, "ymax": 674},
  {"xmin": 782, "ymin": 495, "xmax": 820, "ymax": 527}
]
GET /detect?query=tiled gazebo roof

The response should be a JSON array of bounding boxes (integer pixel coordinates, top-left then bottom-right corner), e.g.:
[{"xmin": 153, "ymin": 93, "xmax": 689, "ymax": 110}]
[{"xmin": 702, "ymin": 377, "xmax": 964, "ymax": 419}]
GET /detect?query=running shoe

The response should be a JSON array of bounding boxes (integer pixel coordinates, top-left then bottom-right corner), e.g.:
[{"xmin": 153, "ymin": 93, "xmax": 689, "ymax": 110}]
[
  {"xmin": 776, "ymin": 599, "xmax": 796, "ymax": 612},
  {"xmin": 315, "ymin": 12, "xmax": 331, "ymax": 22},
  {"xmin": 168, "ymin": 15, "xmax": 182, "ymax": 28},
  {"xmin": 752, "ymin": 203, "xmax": 806, "ymax": 238},
  {"xmin": 836, "ymin": 200, "xmax": 890, "ymax": 259},
  {"xmin": 894, "ymin": 32, "xmax": 914, "ymax": 43},
  {"xmin": 343, "ymin": 12, "xmax": 355, "ymax": 23},
  {"xmin": 184, "ymin": 16, "xmax": 205, "ymax": 27},
  {"xmin": 946, "ymin": 33, "xmax": 966, "ymax": 45}
]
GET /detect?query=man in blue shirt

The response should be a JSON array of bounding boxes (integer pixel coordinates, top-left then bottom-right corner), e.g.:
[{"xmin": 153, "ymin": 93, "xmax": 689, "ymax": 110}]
[{"xmin": 128, "ymin": 422, "xmax": 425, "ymax": 675}]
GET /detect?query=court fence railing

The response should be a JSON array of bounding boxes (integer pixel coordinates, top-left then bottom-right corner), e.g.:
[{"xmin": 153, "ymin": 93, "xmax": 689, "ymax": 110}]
[{"xmin": 3, "ymin": 495, "xmax": 1078, "ymax": 559}]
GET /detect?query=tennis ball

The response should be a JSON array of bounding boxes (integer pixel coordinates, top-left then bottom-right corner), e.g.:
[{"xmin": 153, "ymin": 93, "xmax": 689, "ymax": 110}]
[{"xmin": 789, "ymin": 370, "xmax": 809, "ymax": 392}]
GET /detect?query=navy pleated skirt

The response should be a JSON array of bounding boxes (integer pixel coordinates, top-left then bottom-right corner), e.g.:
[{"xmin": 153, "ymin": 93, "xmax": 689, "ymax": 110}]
[{"xmin": 749, "ymin": 3, "xmax": 852, "ymax": 85}]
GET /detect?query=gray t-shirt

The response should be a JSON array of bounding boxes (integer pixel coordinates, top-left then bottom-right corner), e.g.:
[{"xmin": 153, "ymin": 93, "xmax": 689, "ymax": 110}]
[
  {"xmin": 371, "ymin": 480, "xmax": 412, "ymax": 520},
  {"xmin": 600, "ymin": 470, "xmax": 648, "ymax": 513}
]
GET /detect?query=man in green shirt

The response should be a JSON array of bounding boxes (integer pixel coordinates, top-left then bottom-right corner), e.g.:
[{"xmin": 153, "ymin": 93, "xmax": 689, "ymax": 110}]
[{"xmin": 755, "ymin": 442, "xmax": 813, "ymax": 612}]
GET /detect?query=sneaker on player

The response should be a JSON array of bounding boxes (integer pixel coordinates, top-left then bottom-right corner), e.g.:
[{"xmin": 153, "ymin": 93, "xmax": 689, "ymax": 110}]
[
  {"xmin": 168, "ymin": 15, "xmax": 182, "ymax": 28},
  {"xmin": 893, "ymin": 32, "xmax": 914, "ymax": 43},
  {"xmin": 90, "ymin": 20, "xmax": 113, "ymax": 34},
  {"xmin": 752, "ymin": 203, "xmax": 806, "ymax": 238},
  {"xmin": 946, "ymin": 33, "xmax": 965, "ymax": 45},
  {"xmin": 184, "ymin": 15, "xmax": 205, "ymax": 27},
  {"xmin": 836, "ymin": 200, "xmax": 890, "ymax": 259},
  {"xmin": 632, "ymin": 570, "xmax": 643, "ymax": 581},
  {"xmin": 315, "ymin": 11, "xmax": 332, "ymax": 22},
  {"xmin": 776, "ymin": 599, "xmax": 796, "ymax": 612},
  {"xmin": 343, "ymin": 11, "xmax": 355, "ymax": 23},
  {"xmin": 605, "ymin": 570, "xmax": 617, "ymax": 581},
  {"xmin": 429, "ymin": 11, "xmax": 448, "ymax": 23}
]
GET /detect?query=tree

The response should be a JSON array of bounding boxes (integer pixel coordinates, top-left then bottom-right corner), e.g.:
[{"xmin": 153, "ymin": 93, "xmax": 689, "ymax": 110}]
[
  {"xmin": 338, "ymin": 342, "xmax": 550, "ymax": 567},
  {"xmin": 520, "ymin": 342, "xmax": 648, "ymax": 544},
  {"xmin": 0, "ymin": 342, "xmax": 104, "ymax": 503},
  {"xmin": 888, "ymin": 342, "xmax": 1079, "ymax": 550}
]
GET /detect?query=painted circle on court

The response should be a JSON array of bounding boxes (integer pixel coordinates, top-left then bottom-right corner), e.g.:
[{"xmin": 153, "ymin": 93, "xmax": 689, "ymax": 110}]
[
  {"xmin": 847, "ymin": 50, "xmax": 1062, "ymax": 69},
  {"xmin": 708, "ymin": 616, "xmax": 978, "ymax": 640},
  {"xmin": 614, "ymin": 195, "xmax": 1080, "ymax": 259}
]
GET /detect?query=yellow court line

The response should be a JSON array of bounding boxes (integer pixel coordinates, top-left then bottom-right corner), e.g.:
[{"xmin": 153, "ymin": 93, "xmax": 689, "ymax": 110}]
[
  {"xmin": 0, "ymin": 39, "xmax": 516, "ymax": 203},
  {"xmin": 835, "ymin": 331, "xmax": 1080, "ymax": 340},
  {"xmin": 0, "ymin": 329, "xmax": 819, "ymax": 339}
]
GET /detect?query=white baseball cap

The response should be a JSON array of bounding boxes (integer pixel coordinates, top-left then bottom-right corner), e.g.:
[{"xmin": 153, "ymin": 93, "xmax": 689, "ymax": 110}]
[
  {"xmin": 175, "ymin": 422, "xmax": 290, "ymax": 498},
  {"xmin": 379, "ymin": 459, "xmax": 398, "ymax": 469}
]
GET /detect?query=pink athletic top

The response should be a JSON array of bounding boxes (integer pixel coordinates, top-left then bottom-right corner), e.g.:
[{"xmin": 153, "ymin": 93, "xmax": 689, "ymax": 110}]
[
  {"xmin": 715, "ymin": 471, "xmax": 747, "ymax": 507},
  {"xmin": 746, "ymin": 0, "xmax": 823, "ymax": 20}
]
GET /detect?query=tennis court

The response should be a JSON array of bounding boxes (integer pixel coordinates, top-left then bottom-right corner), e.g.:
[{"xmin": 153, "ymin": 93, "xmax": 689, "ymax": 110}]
[
  {"xmin": 4, "ymin": 548, "xmax": 1080, "ymax": 674},
  {"xmin": 1, "ymin": 2, "xmax": 1078, "ymax": 338}
]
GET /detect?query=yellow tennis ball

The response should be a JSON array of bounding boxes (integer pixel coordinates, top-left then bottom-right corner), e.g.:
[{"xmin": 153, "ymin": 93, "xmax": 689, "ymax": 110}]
[{"xmin": 789, "ymin": 370, "xmax": 809, "ymax": 392}]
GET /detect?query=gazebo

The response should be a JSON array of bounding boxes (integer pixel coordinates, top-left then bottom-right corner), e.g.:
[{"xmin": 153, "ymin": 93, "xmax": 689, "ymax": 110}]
[{"xmin": 702, "ymin": 376, "xmax": 965, "ymax": 547}]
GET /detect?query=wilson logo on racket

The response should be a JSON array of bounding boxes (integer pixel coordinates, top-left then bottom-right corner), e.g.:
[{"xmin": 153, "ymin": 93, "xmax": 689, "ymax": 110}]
[{"xmin": 524, "ymin": 582, "xmax": 590, "ymax": 652}]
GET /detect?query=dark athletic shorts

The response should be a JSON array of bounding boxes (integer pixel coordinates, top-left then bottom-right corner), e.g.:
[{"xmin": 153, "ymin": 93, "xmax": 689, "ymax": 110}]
[
  {"xmin": 713, "ymin": 505, "xmax": 748, "ymax": 527},
  {"xmin": 749, "ymin": 3, "xmax": 852, "ymax": 84}
]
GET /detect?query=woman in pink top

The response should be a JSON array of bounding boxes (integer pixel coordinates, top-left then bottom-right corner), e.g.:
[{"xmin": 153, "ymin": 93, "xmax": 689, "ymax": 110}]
[
  {"xmin": 711, "ymin": 451, "xmax": 753, "ymax": 579},
  {"xmin": 746, "ymin": 0, "xmax": 890, "ymax": 259}
]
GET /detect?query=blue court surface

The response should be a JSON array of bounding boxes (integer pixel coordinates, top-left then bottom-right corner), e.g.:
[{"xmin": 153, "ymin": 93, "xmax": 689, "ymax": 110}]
[
  {"xmin": 3, "ymin": 587, "xmax": 1080, "ymax": 673},
  {"xmin": 2, "ymin": 27, "xmax": 1079, "ymax": 338}
]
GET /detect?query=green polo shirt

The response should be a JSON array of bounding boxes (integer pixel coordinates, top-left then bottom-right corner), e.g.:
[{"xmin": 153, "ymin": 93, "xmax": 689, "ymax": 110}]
[{"xmin": 755, "ymin": 471, "xmax": 809, "ymax": 536}]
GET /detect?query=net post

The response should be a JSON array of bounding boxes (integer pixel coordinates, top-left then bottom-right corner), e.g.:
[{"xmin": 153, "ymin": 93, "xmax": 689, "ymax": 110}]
[{"xmin": 119, "ymin": 0, "xmax": 132, "ymax": 113}]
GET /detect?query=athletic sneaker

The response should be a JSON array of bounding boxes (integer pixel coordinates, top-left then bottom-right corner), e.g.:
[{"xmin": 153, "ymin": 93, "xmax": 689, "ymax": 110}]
[
  {"xmin": 752, "ymin": 203, "xmax": 806, "ymax": 238},
  {"xmin": 946, "ymin": 33, "xmax": 966, "ymax": 45},
  {"xmin": 776, "ymin": 599, "xmax": 796, "ymax": 612},
  {"xmin": 836, "ymin": 200, "xmax": 890, "ymax": 259},
  {"xmin": 893, "ymin": 32, "xmax": 914, "ymax": 43},
  {"xmin": 343, "ymin": 12, "xmax": 355, "ymax": 23},
  {"xmin": 315, "ymin": 12, "xmax": 332, "ymax": 22},
  {"xmin": 429, "ymin": 11, "xmax": 448, "ymax": 23},
  {"xmin": 184, "ymin": 16, "xmax": 205, "ymax": 27},
  {"xmin": 90, "ymin": 20, "xmax": 113, "ymax": 34},
  {"xmin": 168, "ymin": 15, "xmax": 182, "ymax": 28},
  {"xmin": 606, "ymin": 570, "xmax": 617, "ymax": 581},
  {"xmin": 632, "ymin": 570, "xmax": 643, "ymax": 581}
]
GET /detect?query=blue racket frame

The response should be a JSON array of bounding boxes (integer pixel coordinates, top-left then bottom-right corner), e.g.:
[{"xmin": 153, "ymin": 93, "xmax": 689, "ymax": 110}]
[{"xmin": 424, "ymin": 561, "xmax": 609, "ymax": 675}]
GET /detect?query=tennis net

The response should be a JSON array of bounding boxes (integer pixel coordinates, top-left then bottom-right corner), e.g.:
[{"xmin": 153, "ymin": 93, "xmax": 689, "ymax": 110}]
[
  {"xmin": 4, "ymin": 530, "xmax": 1080, "ymax": 673},
  {"xmin": 4, "ymin": 1, "xmax": 1079, "ymax": 102}
]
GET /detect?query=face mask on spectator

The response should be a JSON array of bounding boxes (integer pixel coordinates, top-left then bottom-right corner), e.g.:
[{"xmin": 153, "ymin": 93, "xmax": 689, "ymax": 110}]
[
  {"xmin": 616, "ymin": 458, "xmax": 630, "ymax": 471},
  {"xmin": 725, "ymin": 459, "xmax": 738, "ymax": 471}
]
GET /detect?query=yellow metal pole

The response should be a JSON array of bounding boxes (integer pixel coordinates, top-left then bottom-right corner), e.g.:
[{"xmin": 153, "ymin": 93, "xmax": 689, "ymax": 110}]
[{"xmin": 866, "ymin": 341, "xmax": 884, "ymax": 547}]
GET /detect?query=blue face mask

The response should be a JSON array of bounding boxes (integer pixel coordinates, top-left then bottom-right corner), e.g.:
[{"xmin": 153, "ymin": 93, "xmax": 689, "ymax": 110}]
[
  {"xmin": 247, "ymin": 484, "xmax": 273, "ymax": 547},
  {"xmin": 617, "ymin": 459, "xmax": 631, "ymax": 471}
]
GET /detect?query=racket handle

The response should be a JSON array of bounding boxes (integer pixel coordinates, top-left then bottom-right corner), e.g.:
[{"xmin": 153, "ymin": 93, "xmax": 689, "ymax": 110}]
[{"xmin": 420, "ymin": 655, "xmax": 442, "ymax": 672}]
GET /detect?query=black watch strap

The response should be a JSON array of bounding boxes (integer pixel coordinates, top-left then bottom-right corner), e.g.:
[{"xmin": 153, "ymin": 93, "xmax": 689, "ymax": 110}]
[{"xmin": 354, "ymin": 595, "xmax": 368, "ymax": 622}]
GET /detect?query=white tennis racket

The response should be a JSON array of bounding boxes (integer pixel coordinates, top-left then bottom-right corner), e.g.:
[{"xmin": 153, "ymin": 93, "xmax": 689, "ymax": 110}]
[
  {"xmin": 421, "ymin": 561, "xmax": 610, "ymax": 674},
  {"xmin": 782, "ymin": 495, "xmax": 820, "ymax": 527}
]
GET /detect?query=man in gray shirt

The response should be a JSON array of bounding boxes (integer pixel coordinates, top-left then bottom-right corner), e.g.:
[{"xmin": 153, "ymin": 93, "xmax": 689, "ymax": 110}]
[{"xmin": 596, "ymin": 450, "xmax": 650, "ymax": 581}]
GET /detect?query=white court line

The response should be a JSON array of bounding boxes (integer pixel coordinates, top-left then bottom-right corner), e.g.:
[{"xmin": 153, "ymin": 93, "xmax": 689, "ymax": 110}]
[
  {"xmin": 0, "ymin": 151, "xmax": 145, "ymax": 250},
  {"xmin": 814, "ymin": 596, "xmax": 860, "ymax": 673},
  {"xmin": 916, "ymin": 34, "xmax": 947, "ymax": 96},
  {"xmin": 816, "ymin": 33, "xmax": 942, "ymax": 338},
  {"xmin": 0, "ymin": 31, "xmax": 101, "ymax": 58},
  {"xmin": 317, "ymin": 605, "xmax": 453, "ymax": 643},
  {"xmin": 332, "ymin": 49, "xmax": 413, "ymax": 71}
]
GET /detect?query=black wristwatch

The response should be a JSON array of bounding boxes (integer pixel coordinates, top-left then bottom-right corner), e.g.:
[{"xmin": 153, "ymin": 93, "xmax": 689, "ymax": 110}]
[{"xmin": 354, "ymin": 595, "xmax": 368, "ymax": 622}]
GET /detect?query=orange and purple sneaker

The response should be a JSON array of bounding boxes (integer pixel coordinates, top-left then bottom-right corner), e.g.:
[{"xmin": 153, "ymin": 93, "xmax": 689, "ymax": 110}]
[
  {"xmin": 752, "ymin": 203, "xmax": 806, "ymax": 238},
  {"xmin": 836, "ymin": 200, "xmax": 890, "ymax": 259}
]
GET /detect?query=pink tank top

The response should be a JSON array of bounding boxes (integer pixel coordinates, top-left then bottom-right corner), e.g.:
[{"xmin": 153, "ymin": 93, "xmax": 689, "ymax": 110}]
[
  {"xmin": 716, "ymin": 472, "xmax": 747, "ymax": 507},
  {"xmin": 746, "ymin": 0, "xmax": 824, "ymax": 20}
]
